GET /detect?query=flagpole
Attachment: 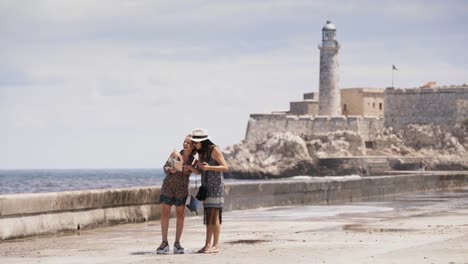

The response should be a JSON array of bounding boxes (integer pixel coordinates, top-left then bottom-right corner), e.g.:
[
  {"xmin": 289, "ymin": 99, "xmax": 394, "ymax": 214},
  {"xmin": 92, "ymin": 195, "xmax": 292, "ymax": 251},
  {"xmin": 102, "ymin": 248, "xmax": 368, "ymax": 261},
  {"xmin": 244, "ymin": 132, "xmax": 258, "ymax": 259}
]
[
  {"xmin": 392, "ymin": 65, "xmax": 399, "ymax": 88},
  {"xmin": 392, "ymin": 68, "xmax": 394, "ymax": 88}
]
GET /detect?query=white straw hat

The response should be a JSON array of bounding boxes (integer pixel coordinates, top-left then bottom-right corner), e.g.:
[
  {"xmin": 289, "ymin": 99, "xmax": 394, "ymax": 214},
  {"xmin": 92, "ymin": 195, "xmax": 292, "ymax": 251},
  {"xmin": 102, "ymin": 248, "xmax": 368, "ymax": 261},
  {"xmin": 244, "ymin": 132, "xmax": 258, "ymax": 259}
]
[{"xmin": 191, "ymin": 128, "xmax": 210, "ymax": 142}]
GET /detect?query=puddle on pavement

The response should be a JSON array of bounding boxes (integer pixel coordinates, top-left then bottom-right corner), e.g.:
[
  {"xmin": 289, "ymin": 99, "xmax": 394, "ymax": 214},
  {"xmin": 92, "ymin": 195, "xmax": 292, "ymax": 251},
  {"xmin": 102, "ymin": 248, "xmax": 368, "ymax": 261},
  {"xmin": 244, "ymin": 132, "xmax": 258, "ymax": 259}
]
[
  {"xmin": 130, "ymin": 249, "xmax": 200, "ymax": 255},
  {"xmin": 129, "ymin": 251, "xmax": 156, "ymax": 256},
  {"xmin": 343, "ymin": 224, "xmax": 416, "ymax": 233},
  {"xmin": 228, "ymin": 239, "xmax": 271, "ymax": 245}
]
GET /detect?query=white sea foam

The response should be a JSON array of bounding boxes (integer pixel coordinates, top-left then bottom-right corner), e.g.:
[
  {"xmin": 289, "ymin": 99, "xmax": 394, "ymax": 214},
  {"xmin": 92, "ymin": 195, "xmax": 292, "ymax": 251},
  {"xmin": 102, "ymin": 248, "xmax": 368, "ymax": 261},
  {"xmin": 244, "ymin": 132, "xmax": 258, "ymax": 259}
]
[{"xmin": 291, "ymin": 175, "xmax": 362, "ymax": 181}]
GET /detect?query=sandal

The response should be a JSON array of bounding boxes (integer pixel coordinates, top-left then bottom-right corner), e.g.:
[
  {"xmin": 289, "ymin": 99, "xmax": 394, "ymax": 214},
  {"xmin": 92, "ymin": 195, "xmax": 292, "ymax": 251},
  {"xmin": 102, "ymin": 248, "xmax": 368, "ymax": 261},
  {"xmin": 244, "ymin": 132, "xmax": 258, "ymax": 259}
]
[
  {"xmin": 156, "ymin": 241, "xmax": 170, "ymax": 254},
  {"xmin": 197, "ymin": 246, "xmax": 210, "ymax": 254},
  {"xmin": 207, "ymin": 247, "xmax": 219, "ymax": 254},
  {"xmin": 173, "ymin": 241, "xmax": 185, "ymax": 254}
]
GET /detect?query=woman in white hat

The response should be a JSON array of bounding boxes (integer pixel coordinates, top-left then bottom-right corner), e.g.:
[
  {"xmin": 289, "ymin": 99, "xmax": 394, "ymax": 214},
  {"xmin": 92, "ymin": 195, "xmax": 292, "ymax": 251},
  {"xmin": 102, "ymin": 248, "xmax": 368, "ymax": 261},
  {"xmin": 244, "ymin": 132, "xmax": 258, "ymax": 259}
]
[{"xmin": 191, "ymin": 128, "xmax": 229, "ymax": 253}]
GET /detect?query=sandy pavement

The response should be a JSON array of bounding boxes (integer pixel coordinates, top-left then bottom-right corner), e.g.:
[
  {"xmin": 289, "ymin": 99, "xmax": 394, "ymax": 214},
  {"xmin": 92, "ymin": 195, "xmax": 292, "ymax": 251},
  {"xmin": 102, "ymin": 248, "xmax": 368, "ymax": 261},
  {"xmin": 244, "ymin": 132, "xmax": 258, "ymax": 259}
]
[{"xmin": 1, "ymin": 188, "xmax": 468, "ymax": 264}]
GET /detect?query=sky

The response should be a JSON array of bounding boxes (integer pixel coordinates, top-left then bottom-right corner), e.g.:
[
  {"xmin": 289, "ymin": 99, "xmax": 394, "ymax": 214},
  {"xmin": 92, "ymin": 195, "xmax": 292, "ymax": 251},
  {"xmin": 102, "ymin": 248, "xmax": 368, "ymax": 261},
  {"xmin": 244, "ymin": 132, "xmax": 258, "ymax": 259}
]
[{"xmin": 1, "ymin": 0, "xmax": 467, "ymax": 169}]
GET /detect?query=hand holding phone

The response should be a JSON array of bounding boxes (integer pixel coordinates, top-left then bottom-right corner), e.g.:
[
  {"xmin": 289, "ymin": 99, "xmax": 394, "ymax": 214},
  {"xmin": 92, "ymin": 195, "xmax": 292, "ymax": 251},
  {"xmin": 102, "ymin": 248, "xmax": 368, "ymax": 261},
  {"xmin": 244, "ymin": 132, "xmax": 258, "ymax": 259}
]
[{"xmin": 196, "ymin": 162, "xmax": 208, "ymax": 170}]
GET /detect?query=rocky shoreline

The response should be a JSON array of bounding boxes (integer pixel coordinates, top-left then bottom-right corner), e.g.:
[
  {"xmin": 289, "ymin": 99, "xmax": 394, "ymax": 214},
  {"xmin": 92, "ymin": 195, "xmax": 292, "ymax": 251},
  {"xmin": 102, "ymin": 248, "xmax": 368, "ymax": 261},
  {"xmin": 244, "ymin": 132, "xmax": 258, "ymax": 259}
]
[{"xmin": 224, "ymin": 124, "xmax": 468, "ymax": 179}]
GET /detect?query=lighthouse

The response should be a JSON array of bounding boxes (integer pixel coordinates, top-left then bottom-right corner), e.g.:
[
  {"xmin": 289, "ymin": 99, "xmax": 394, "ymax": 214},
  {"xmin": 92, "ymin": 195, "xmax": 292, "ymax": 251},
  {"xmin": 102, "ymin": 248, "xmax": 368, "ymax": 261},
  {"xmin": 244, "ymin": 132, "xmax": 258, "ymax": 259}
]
[{"xmin": 318, "ymin": 21, "xmax": 341, "ymax": 116}]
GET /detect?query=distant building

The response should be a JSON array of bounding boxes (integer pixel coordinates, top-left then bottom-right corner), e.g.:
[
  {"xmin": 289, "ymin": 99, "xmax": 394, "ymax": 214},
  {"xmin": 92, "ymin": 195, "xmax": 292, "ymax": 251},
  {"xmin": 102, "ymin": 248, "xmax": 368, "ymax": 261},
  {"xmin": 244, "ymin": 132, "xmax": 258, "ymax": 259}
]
[{"xmin": 341, "ymin": 88, "xmax": 385, "ymax": 117}]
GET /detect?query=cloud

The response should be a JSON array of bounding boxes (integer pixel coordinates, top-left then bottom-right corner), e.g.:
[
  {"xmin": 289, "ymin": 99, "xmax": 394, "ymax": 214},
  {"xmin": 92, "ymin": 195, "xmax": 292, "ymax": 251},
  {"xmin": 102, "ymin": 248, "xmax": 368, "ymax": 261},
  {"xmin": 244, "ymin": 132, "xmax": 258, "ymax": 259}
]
[
  {"xmin": 0, "ymin": 66, "xmax": 33, "ymax": 87},
  {"xmin": 0, "ymin": 36, "xmax": 319, "ymax": 168},
  {"xmin": 0, "ymin": 0, "xmax": 467, "ymax": 168}
]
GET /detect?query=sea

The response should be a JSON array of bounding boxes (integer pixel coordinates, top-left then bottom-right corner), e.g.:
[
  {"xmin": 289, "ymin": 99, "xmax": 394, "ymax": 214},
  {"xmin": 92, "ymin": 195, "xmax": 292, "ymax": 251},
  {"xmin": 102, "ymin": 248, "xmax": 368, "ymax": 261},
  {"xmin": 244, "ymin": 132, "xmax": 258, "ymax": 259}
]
[
  {"xmin": 0, "ymin": 169, "xmax": 363, "ymax": 195},
  {"xmin": 0, "ymin": 168, "xmax": 202, "ymax": 195}
]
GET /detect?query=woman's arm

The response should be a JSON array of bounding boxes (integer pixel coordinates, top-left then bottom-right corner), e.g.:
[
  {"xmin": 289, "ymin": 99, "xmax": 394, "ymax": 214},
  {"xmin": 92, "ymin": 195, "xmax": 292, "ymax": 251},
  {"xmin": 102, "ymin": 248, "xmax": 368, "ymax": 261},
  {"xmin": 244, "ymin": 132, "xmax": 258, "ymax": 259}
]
[
  {"xmin": 184, "ymin": 164, "xmax": 201, "ymax": 175},
  {"xmin": 203, "ymin": 147, "xmax": 229, "ymax": 172}
]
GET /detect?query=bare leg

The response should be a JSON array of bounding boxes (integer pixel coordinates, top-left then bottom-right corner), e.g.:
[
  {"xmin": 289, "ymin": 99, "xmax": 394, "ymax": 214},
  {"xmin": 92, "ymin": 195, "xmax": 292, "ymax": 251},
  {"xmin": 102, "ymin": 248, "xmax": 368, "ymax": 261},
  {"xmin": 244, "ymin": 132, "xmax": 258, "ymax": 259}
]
[
  {"xmin": 175, "ymin": 205, "xmax": 185, "ymax": 242},
  {"xmin": 160, "ymin": 204, "xmax": 171, "ymax": 242},
  {"xmin": 206, "ymin": 224, "xmax": 214, "ymax": 247},
  {"xmin": 211, "ymin": 210, "xmax": 221, "ymax": 252},
  {"xmin": 198, "ymin": 208, "xmax": 214, "ymax": 253}
]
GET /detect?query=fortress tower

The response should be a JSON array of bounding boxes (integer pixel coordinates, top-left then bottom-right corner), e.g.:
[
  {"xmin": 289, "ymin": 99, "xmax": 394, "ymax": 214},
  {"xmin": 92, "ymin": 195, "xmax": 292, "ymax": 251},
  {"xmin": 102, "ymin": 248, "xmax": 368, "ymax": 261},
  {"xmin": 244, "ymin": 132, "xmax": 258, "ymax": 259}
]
[{"xmin": 318, "ymin": 21, "xmax": 341, "ymax": 116}]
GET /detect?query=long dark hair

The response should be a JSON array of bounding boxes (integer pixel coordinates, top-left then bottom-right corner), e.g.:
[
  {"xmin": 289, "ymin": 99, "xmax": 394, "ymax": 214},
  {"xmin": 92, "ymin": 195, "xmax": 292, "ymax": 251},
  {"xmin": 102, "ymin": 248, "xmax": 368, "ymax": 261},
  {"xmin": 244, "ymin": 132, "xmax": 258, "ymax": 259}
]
[{"xmin": 197, "ymin": 139, "xmax": 216, "ymax": 162}]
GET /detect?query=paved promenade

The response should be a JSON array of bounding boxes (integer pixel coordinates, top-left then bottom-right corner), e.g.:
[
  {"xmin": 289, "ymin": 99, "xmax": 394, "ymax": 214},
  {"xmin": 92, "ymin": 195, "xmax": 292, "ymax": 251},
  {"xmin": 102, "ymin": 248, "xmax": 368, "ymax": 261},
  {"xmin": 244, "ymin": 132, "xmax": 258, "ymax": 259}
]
[{"xmin": 1, "ymin": 188, "xmax": 468, "ymax": 264}]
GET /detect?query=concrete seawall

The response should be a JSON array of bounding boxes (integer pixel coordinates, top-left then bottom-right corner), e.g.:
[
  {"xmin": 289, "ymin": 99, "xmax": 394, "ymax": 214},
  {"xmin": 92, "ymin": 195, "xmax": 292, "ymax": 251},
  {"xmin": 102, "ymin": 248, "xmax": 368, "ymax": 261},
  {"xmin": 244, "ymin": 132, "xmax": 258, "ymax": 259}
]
[{"xmin": 1, "ymin": 172, "xmax": 467, "ymax": 240}]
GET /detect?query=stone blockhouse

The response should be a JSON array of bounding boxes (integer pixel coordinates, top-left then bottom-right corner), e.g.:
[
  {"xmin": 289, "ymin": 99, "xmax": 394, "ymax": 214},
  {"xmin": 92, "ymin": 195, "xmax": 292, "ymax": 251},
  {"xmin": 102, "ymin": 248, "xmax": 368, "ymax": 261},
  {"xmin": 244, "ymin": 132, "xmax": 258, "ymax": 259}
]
[
  {"xmin": 289, "ymin": 100, "xmax": 319, "ymax": 116},
  {"xmin": 384, "ymin": 86, "xmax": 468, "ymax": 129},
  {"xmin": 289, "ymin": 92, "xmax": 319, "ymax": 116},
  {"xmin": 341, "ymin": 88, "xmax": 385, "ymax": 117}
]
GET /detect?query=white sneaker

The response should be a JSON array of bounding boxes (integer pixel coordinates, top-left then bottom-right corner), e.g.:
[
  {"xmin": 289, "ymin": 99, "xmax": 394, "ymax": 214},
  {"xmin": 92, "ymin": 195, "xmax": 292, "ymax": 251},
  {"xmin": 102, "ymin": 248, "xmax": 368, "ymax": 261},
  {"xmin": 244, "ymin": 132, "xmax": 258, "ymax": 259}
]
[
  {"xmin": 173, "ymin": 242, "xmax": 185, "ymax": 254},
  {"xmin": 156, "ymin": 241, "xmax": 170, "ymax": 254}
]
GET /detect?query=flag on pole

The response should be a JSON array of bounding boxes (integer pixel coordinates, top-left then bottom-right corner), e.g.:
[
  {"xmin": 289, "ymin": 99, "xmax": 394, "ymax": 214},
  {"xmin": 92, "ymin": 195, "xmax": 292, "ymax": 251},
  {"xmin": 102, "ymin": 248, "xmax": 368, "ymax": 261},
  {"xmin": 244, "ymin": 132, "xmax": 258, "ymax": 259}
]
[{"xmin": 392, "ymin": 65, "xmax": 399, "ymax": 71}]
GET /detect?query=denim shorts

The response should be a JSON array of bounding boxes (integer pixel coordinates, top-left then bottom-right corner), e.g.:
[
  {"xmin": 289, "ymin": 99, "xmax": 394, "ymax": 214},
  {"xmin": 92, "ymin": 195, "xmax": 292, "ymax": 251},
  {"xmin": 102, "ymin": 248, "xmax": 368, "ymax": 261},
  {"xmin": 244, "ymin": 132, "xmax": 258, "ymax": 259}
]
[{"xmin": 159, "ymin": 194, "xmax": 187, "ymax": 207}]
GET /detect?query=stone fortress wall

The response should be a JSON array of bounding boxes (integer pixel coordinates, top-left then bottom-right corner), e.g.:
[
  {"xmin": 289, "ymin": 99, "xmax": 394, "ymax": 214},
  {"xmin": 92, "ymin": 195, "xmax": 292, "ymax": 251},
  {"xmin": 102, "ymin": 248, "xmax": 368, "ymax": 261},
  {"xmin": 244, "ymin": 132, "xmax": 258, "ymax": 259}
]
[
  {"xmin": 245, "ymin": 113, "xmax": 384, "ymax": 143},
  {"xmin": 384, "ymin": 86, "xmax": 468, "ymax": 129},
  {"xmin": 245, "ymin": 86, "xmax": 468, "ymax": 144}
]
